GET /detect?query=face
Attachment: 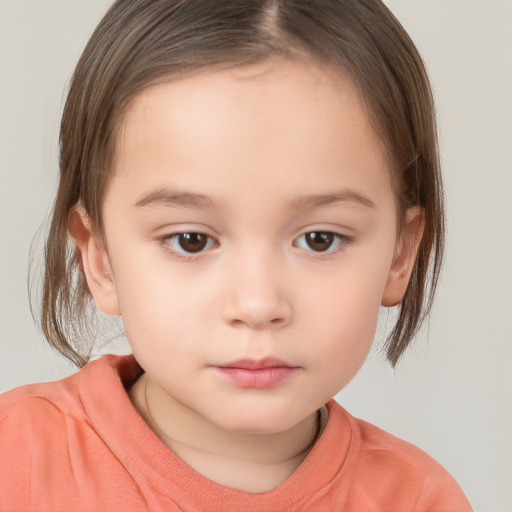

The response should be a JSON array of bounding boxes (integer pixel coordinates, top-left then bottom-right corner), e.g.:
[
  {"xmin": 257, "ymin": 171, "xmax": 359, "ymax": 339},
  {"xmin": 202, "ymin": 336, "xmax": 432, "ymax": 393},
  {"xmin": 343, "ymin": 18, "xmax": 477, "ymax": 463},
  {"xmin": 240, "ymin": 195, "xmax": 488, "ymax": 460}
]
[{"xmin": 86, "ymin": 58, "xmax": 413, "ymax": 434}]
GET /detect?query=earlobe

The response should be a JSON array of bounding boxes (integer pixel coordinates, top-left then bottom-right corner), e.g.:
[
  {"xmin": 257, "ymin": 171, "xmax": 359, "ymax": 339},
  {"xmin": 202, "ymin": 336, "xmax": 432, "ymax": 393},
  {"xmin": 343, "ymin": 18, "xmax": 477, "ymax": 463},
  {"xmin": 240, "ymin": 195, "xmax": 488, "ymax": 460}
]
[
  {"xmin": 382, "ymin": 207, "xmax": 425, "ymax": 307},
  {"xmin": 68, "ymin": 207, "xmax": 121, "ymax": 316}
]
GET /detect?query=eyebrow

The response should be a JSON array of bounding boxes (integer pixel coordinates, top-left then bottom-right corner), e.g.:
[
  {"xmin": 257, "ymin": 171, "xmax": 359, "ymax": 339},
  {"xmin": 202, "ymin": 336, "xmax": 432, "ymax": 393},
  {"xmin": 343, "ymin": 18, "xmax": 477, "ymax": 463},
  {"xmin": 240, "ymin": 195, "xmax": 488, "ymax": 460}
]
[
  {"xmin": 289, "ymin": 190, "xmax": 376, "ymax": 210},
  {"xmin": 135, "ymin": 189, "xmax": 220, "ymax": 209},
  {"xmin": 135, "ymin": 188, "xmax": 375, "ymax": 211}
]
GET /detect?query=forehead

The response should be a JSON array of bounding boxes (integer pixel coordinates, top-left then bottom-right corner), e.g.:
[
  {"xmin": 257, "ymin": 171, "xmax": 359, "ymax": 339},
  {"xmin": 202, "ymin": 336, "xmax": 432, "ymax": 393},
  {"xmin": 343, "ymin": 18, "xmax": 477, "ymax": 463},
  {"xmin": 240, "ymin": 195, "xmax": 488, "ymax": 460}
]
[{"xmin": 112, "ymin": 58, "xmax": 391, "ymax": 207}]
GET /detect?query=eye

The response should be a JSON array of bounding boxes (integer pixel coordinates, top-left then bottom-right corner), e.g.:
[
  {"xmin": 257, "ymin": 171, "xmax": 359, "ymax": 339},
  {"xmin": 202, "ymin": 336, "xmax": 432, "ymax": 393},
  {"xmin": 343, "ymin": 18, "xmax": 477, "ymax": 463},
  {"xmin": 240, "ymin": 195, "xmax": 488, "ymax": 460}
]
[
  {"xmin": 294, "ymin": 231, "xmax": 346, "ymax": 253},
  {"xmin": 165, "ymin": 232, "xmax": 216, "ymax": 254}
]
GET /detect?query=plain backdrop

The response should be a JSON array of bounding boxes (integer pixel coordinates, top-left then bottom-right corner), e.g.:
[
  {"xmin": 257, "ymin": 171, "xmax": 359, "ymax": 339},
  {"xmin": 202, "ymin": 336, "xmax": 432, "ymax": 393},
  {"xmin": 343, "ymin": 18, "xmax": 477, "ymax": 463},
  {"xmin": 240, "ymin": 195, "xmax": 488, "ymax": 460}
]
[{"xmin": 1, "ymin": 1, "xmax": 511, "ymax": 510}]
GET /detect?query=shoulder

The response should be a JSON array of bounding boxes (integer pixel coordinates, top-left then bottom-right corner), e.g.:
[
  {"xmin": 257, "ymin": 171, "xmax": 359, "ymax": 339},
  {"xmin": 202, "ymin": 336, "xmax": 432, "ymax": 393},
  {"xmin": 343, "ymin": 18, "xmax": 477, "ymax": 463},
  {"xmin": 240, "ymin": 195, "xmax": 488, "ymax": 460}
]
[
  {"xmin": 326, "ymin": 400, "xmax": 473, "ymax": 511},
  {"xmin": 0, "ymin": 361, "xmax": 92, "ymax": 463},
  {"xmin": 0, "ymin": 354, "xmax": 139, "ymax": 426},
  {"xmin": 327, "ymin": 400, "xmax": 456, "ymax": 478},
  {"xmin": 0, "ymin": 354, "xmax": 143, "ymax": 511},
  {"xmin": 0, "ymin": 370, "xmax": 83, "ymax": 509},
  {"xmin": 0, "ymin": 353, "xmax": 142, "ymax": 452},
  {"xmin": 1, "ymin": 376, "xmax": 78, "ymax": 426}
]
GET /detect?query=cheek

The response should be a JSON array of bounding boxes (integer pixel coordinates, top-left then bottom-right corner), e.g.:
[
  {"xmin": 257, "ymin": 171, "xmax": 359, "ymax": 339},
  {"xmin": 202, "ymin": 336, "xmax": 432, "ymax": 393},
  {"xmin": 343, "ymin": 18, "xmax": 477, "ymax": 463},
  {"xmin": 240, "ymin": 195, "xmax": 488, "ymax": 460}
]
[
  {"xmin": 118, "ymin": 277, "xmax": 197, "ymax": 335},
  {"xmin": 310, "ymin": 292, "xmax": 379, "ymax": 359},
  {"xmin": 298, "ymin": 252, "xmax": 393, "ymax": 364},
  {"xmin": 109, "ymin": 247, "xmax": 200, "ymax": 345},
  {"xmin": 303, "ymin": 293, "xmax": 380, "ymax": 400}
]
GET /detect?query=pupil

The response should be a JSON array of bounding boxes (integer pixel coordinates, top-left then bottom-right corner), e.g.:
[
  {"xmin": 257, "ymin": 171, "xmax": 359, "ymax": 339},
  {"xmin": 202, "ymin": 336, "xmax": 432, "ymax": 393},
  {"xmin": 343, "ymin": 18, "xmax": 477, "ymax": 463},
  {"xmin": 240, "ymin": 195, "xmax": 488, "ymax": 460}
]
[
  {"xmin": 179, "ymin": 233, "xmax": 207, "ymax": 253},
  {"xmin": 307, "ymin": 232, "xmax": 333, "ymax": 252}
]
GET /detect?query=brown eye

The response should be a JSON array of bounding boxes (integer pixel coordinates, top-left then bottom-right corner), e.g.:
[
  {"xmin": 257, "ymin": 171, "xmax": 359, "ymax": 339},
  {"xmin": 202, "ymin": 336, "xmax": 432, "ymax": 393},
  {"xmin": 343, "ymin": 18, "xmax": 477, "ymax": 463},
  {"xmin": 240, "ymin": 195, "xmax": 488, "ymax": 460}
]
[
  {"xmin": 178, "ymin": 233, "xmax": 208, "ymax": 253},
  {"xmin": 305, "ymin": 232, "xmax": 334, "ymax": 252},
  {"xmin": 295, "ymin": 231, "xmax": 345, "ymax": 253},
  {"xmin": 166, "ymin": 232, "xmax": 215, "ymax": 255}
]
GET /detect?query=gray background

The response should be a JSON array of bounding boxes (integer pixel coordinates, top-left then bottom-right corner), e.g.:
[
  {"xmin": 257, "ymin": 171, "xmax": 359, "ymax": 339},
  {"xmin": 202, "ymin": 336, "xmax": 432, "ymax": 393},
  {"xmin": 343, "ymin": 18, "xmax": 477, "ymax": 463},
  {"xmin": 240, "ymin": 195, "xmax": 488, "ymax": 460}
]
[{"xmin": 1, "ymin": 1, "xmax": 511, "ymax": 510}]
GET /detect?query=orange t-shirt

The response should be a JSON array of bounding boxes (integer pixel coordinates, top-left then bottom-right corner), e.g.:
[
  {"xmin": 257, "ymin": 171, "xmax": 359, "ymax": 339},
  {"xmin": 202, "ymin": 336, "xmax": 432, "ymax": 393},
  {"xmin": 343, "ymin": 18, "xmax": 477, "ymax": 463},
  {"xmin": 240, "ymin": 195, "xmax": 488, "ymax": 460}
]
[{"xmin": 0, "ymin": 355, "xmax": 472, "ymax": 511}]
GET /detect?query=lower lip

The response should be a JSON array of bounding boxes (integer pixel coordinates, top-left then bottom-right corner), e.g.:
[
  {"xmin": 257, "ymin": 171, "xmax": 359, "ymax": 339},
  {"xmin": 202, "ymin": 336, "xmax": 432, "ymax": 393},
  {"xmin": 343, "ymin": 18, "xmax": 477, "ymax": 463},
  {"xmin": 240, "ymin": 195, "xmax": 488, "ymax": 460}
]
[{"xmin": 215, "ymin": 367, "xmax": 297, "ymax": 389}]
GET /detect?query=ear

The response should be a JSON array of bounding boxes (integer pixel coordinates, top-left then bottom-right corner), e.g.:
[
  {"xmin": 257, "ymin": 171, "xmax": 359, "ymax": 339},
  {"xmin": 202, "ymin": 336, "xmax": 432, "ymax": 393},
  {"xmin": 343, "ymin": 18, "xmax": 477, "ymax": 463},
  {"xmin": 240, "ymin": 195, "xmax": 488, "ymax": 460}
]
[
  {"xmin": 382, "ymin": 206, "xmax": 425, "ymax": 307},
  {"xmin": 68, "ymin": 207, "xmax": 121, "ymax": 316}
]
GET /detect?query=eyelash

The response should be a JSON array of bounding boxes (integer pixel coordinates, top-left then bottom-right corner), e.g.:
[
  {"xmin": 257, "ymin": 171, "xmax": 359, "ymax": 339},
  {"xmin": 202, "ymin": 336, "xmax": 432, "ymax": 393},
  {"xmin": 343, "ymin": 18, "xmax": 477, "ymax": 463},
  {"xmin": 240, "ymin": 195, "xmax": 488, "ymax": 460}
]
[
  {"xmin": 161, "ymin": 232, "xmax": 218, "ymax": 260},
  {"xmin": 160, "ymin": 230, "xmax": 350, "ymax": 260},
  {"xmin": 293, "ymin": 232, "xmax": 349, "ymax": 256}
]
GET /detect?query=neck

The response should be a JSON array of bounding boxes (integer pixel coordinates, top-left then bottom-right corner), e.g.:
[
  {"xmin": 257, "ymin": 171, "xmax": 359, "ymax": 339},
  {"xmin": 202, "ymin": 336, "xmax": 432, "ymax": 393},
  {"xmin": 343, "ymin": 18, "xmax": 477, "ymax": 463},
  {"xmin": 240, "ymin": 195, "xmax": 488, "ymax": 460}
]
[{"xmin": 129, "ymin": 373, "xmax": 326, "ymax": 492}]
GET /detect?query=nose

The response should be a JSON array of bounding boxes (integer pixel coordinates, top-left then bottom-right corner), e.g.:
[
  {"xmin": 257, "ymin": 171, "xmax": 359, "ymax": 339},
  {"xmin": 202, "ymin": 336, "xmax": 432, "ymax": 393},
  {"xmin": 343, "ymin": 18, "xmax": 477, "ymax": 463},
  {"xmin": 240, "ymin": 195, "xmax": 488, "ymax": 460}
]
[{"xmin": 221, "ymin": 250, "xmax": 293, "ymax": 330}]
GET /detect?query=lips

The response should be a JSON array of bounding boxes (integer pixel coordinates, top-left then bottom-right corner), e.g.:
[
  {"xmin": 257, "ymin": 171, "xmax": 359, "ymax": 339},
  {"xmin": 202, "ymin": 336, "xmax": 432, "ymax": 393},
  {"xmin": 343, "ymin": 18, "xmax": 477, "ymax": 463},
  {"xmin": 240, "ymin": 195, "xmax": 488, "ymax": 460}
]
[{"xmin": 213, "ymin": 358, "xmax": 299, "ymax": 389}]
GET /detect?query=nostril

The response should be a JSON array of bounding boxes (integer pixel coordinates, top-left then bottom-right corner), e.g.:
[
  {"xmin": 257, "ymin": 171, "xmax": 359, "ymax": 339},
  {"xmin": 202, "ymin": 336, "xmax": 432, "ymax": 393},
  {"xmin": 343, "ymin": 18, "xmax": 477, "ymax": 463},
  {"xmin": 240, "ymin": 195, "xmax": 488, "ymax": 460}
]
[
  {"xmin": 220, "ymin": 276, "xmax": 293, "ymax": 329},
  {"xmin": 270, "ymin": 317, "xmax": 286, "ymax": 327},
  {"xmin": 227, "ymin": 315, "xmax": 288, "ymax": 330}
]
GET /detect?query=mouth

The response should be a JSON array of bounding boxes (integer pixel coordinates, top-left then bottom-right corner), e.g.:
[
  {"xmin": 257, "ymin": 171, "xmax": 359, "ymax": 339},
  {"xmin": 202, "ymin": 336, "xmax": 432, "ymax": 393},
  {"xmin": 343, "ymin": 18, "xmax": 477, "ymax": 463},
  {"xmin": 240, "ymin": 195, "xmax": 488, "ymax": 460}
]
[{"xmin": 212, "ymin": 358, "xmax": 300, "ymax": 389}]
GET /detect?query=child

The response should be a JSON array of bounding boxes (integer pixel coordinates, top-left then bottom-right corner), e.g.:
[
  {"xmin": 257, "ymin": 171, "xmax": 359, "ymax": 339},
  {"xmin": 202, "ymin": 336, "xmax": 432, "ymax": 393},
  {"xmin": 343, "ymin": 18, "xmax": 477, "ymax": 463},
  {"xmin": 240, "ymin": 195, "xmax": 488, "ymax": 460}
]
[{"xmin": 0, "ymin": 0, "xmax": 473, "ymax": 510}]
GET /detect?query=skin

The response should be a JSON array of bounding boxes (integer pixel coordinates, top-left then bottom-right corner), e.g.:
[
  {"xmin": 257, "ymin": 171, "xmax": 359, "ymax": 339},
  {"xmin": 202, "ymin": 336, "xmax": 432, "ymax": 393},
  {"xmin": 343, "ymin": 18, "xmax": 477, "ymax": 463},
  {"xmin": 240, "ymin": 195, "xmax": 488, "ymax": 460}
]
[{"xmin": 70, "ymin": 57, "xmax": 423, "ymax": 492}]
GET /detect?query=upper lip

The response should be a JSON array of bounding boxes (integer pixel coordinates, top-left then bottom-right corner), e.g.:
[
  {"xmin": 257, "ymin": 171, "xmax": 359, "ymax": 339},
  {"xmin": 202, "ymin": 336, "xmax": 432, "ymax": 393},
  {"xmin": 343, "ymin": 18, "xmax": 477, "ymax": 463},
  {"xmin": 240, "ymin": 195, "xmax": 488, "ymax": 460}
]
[{"xmin": 216, "ymin": 357, "xmax": 297, "ymax": 370}]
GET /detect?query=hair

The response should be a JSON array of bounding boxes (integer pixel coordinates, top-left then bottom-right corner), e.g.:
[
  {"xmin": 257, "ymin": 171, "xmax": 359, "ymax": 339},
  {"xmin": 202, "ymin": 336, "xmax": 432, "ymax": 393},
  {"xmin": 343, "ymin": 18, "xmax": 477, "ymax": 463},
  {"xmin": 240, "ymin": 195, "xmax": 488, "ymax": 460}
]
[{"xmin": 40, "ymin": 0, "xmax": 444, "ymax": 368}]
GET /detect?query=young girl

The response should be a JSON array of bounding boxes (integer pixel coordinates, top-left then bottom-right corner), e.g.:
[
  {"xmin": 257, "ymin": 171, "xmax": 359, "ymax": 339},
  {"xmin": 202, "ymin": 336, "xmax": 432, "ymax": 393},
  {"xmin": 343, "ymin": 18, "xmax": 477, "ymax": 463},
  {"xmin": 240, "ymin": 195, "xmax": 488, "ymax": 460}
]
[{"xmin": 0, "ymin": 1, "xmax": 473, "ymax": 510}]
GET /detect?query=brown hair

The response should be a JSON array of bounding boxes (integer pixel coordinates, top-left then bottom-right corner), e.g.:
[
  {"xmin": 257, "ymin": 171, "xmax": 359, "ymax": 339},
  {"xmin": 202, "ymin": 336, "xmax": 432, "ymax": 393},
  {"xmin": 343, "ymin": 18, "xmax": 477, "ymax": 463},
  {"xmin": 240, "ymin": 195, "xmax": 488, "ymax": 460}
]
[{"xmin": 40, "ymin": 0, "xmax": 444, "ymax": 368}]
